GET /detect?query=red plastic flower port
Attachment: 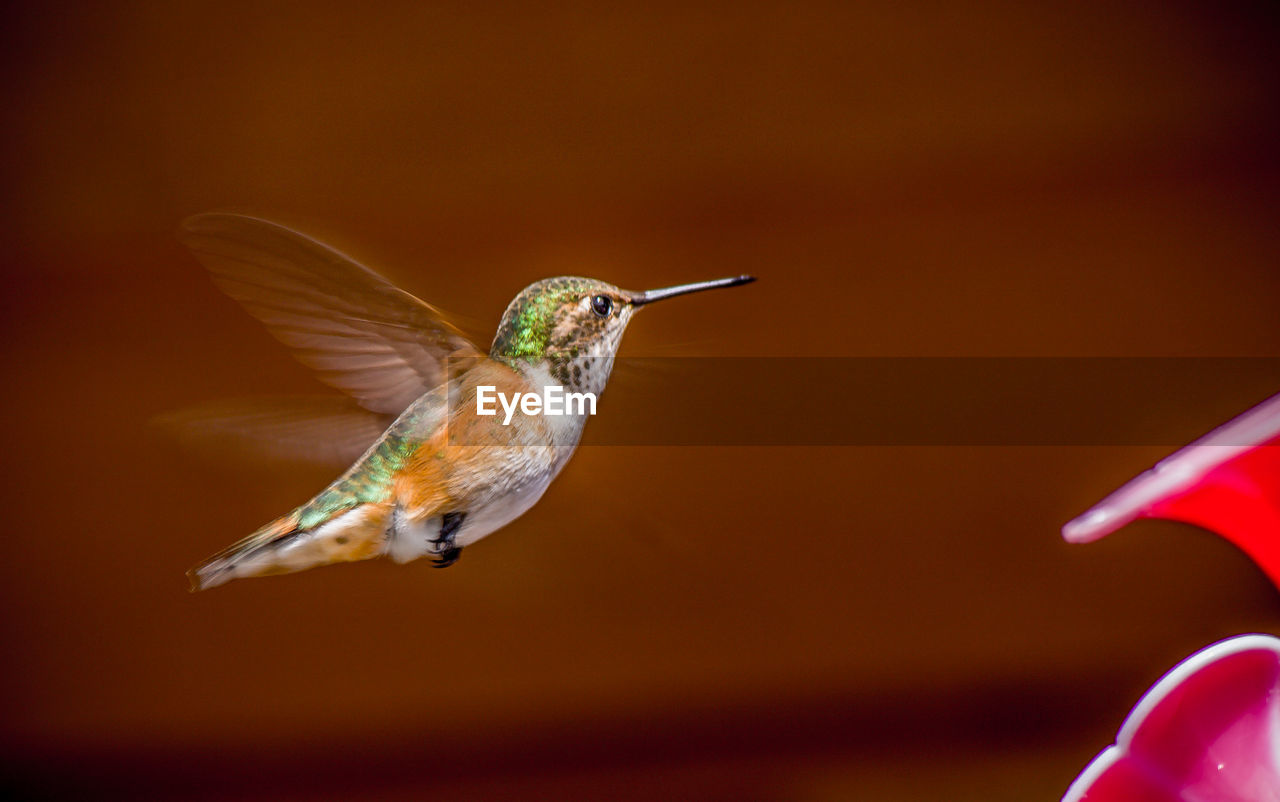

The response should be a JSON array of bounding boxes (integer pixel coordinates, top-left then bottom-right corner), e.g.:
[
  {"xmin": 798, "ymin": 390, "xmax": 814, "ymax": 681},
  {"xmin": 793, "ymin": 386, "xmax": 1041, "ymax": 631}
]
[
  {"xmin": 1063, "ymin": 634, "xmax": 1280, "ymax": 801},
  {"xmin": 1063, "ymin": 392, "xmax": 1280, "ymax": 590}
]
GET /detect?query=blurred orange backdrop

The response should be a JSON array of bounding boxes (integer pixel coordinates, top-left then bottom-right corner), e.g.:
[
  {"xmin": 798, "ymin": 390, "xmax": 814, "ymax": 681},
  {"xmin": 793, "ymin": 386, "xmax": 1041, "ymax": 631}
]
[{"xmin": 1, "ymin": 2, "xmax": 1278, "ymax": 799}]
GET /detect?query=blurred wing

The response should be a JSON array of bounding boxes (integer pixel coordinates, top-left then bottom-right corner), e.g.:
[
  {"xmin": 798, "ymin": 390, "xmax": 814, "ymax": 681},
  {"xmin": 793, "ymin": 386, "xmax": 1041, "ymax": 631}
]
[
  {"xmin": 180, "ymin": 213, "xmax": 483, "ymax": 415},
  {"xmin": 154, "ymin": 396, "xmax": 392, "ymax": 471}
]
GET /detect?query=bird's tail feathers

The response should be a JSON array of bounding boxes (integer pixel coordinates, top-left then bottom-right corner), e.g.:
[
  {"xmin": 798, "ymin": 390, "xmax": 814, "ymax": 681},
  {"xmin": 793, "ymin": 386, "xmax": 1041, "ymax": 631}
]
[{"xmin": 188, "ymin": 502, "xmax": 390, "ymax": 591}]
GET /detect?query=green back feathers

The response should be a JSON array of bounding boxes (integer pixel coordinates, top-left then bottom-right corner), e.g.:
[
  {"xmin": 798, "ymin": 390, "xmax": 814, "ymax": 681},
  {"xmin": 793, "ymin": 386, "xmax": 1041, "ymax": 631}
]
[
  {"xmin": 295, "ymin": 403, "xmax": 433, "ymax": 529},
  {"xmin": 295, "ymin": 432, "xmax": 414, "ymax": 528}
]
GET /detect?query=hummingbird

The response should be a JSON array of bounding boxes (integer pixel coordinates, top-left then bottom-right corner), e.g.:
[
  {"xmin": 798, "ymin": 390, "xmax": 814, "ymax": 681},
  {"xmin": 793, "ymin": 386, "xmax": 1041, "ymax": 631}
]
[{"xmin": 179, "ymin": 213, "xmax": 754, "ymax": 590}]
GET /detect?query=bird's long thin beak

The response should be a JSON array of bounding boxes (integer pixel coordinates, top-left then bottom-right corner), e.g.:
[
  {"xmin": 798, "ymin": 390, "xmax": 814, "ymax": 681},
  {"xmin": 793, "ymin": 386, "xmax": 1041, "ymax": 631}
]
[{"xmin": 630, "ymin": 275, "xmax": 756, "ymax": 306}]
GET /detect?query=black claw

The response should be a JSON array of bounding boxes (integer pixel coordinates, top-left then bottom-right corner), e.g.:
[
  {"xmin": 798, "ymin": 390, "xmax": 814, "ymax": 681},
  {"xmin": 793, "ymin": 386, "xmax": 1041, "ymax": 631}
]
[
  {"xmin": 429, "ymin": 512, "xmax": 466, "ymax": 568},
  {"xmin": 431, "ymin": 546, "xmax": 462, "ymax": 568}
]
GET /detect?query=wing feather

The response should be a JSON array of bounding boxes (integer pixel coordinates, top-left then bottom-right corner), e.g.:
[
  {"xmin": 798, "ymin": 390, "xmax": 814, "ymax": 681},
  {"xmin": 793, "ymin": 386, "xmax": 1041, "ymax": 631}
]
[{"xmin": 180, "ymin": 213, "xmax": 482, "ymax": 415}]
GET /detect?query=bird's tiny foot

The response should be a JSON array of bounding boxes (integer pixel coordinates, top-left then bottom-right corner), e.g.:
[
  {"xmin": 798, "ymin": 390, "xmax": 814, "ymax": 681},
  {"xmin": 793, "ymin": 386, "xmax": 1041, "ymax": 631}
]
[{"xmin": 429, "ymin": 511, "xmax": 466, "ymax": 568}]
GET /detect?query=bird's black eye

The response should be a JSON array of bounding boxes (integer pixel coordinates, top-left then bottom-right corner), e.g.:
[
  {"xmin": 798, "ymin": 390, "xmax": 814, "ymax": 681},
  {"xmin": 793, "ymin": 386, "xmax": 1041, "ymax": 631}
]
[{"xmin": 590, "ymin": 294, "xmax": 614, "ymax": 318}]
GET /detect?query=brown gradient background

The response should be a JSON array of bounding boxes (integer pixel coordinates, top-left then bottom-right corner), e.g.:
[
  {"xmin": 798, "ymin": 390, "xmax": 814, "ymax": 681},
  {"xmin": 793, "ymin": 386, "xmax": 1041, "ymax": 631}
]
[{"xmin": 2, "ymin": 2, "xmax": 1279, "ymax": 799}]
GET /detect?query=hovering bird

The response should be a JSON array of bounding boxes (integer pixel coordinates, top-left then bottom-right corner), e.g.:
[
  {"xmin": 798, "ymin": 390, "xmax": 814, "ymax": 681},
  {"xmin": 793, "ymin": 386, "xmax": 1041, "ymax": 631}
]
[{"xmin": 179, "ymin": 213, "xmax": 754, "ymax": 590}]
